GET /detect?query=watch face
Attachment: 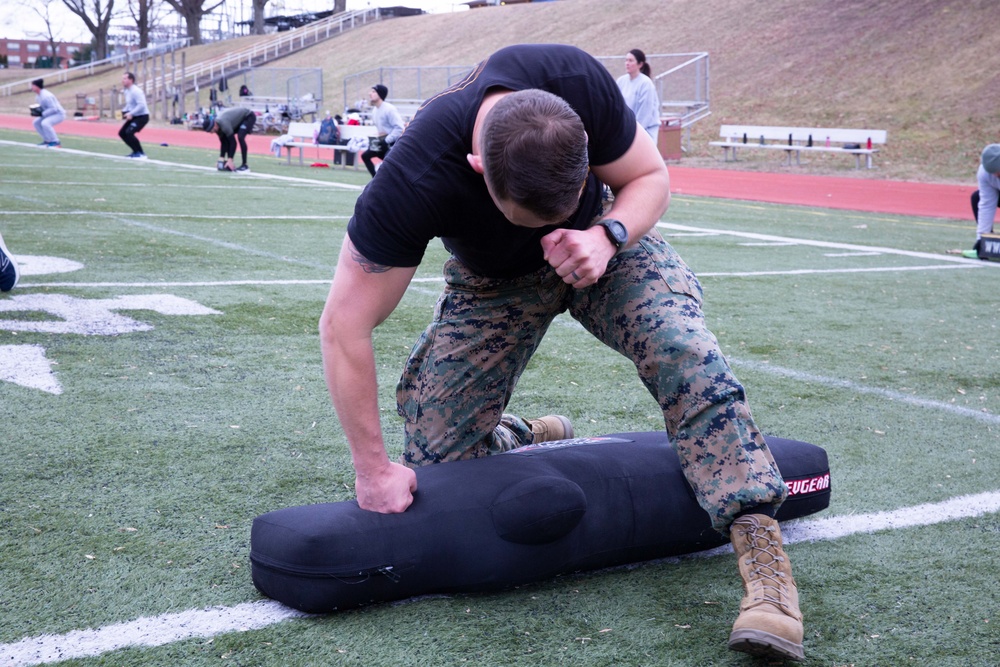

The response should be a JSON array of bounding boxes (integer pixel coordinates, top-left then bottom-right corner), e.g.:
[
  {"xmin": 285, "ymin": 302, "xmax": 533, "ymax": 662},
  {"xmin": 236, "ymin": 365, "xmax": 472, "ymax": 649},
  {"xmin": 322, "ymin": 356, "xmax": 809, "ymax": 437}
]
[{"xmin": 603, "ymin": 220, "xmax": 628, "ymax": 247}]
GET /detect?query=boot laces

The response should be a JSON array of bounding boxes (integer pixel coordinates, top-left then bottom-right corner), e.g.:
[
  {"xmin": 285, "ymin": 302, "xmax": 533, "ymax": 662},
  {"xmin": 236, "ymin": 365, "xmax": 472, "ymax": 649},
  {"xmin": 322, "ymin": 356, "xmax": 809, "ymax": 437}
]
[{"xmin": 738, "ymin": 523, "xmax": 792, "ymax": 610}]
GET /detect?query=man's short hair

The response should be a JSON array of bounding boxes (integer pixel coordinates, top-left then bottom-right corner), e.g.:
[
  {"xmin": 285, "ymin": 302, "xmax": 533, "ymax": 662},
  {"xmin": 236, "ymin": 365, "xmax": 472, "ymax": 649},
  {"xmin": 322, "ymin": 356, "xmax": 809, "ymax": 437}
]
[
  {"xmin": 480, "ymin": 89, "xmax": 588, "ymax": 222},
  {"xmin": 124, "ymin": 71, "xmax": 136, "ymax": 83}
]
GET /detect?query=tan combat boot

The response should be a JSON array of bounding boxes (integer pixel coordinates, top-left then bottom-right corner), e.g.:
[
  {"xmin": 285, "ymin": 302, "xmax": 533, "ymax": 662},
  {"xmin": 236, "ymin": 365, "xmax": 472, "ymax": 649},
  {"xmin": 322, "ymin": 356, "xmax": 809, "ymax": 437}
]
[
  {"xmin": 728, "ymin": 514, "xmax": 805, "ymax": 661},
  {"xmin": 528, "ymin": 415, "xmax": 574, "ymax": 442}
]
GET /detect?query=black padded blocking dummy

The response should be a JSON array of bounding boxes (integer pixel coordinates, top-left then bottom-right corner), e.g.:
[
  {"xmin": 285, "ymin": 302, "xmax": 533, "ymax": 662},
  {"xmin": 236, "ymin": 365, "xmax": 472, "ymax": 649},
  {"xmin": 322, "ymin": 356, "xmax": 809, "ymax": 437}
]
[{"xmin": 250, "ymin": 432, "xmax": 830, "ymax": 613}]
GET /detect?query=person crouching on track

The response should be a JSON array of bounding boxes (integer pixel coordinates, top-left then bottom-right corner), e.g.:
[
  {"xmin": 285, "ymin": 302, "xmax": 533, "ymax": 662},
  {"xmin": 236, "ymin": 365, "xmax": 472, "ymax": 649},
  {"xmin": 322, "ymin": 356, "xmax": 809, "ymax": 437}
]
[
  {"xmin": 120, "ymin": 72, "xmax": 150, "ymax": 159},
  {"xmin": 202, "ymin": 107, "xmax": 257, "ymax": 172}
]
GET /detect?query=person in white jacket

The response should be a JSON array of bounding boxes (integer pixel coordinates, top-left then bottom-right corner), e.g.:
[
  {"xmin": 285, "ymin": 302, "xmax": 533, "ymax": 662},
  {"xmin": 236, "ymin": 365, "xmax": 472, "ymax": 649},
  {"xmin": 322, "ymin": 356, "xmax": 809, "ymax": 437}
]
[
  {"xmin": 30, "ymin": 78, "xmax": 65, "ymax": 147},
  {"xmin": 616, "ymin": 49, "xmax": 659, "ymax": 143}
]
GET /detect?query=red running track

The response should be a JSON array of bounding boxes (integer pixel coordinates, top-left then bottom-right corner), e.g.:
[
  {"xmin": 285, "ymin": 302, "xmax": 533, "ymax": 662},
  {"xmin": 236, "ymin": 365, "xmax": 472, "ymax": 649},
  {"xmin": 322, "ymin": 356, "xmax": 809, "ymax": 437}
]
[{"xmin": 2, "ymin": 114, "xmax": 974, "ymax": 221}]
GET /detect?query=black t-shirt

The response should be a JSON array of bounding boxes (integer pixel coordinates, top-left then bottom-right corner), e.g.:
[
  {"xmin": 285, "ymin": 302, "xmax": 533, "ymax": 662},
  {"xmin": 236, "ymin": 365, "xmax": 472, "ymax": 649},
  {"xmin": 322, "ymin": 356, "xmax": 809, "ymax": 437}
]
[{"xmin": 347, "ymin": 44, "xmax": 637, "ymax": 279}]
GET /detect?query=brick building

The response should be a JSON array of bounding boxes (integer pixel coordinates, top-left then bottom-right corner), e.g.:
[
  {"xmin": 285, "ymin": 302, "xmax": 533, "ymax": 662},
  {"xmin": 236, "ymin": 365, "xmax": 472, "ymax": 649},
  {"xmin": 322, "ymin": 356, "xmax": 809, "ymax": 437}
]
[{"xmin": 0, "ymin": 38, "xmax": 86, "ymax": 68}]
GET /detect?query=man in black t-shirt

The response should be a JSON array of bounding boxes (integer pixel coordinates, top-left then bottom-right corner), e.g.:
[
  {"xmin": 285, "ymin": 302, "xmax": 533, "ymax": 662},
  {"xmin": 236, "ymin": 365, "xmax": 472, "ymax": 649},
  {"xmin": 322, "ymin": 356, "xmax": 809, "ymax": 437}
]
[{"xmin": 319, "ymin": 44, "xmax": 805, "ymax": 661}]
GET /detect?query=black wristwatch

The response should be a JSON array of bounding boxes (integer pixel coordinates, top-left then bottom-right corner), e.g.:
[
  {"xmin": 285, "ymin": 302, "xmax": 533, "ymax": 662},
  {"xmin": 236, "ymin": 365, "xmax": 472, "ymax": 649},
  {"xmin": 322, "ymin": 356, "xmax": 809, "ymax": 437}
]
[{"xmin": 599, "ymin": 219, "xmax": 629, "ymax": 253}]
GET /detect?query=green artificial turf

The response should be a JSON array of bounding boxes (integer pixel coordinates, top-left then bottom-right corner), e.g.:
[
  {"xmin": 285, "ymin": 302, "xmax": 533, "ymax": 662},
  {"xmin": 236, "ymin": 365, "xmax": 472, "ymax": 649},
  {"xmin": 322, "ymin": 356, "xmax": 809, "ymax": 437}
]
[{"xmin": 1, "ymin": 132, "xmax": 998, "ymax": 666}]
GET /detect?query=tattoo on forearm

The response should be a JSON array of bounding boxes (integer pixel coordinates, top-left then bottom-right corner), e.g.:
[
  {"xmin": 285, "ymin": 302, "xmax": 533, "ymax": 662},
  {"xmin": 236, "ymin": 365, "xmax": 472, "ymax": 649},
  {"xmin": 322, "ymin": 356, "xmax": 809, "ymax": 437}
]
[{"xmin": 351, "ymin": 246, "xmax": 393, "ymax": 274}]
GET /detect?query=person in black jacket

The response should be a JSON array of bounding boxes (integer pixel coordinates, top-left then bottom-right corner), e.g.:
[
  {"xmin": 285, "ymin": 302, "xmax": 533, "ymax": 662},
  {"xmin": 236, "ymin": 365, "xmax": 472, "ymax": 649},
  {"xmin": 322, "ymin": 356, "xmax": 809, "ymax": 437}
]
[{"xmin": 0, "ymin": 230, "xmax": 19, "ymax": 292}]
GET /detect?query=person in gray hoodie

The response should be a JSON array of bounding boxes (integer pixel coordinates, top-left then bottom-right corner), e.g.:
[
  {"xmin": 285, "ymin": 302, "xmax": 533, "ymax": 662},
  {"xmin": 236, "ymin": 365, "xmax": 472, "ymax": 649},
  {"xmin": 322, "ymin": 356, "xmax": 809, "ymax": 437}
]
[
  {"xmin": 201, "ymin": 107, "xmax": 257, "ymax": 172},
  {"xmin": 963, "ymin": 144, "xmax": 1000, "ymax": 259},
  {"xmin": 120, "ymin": 72, "xmax": 150, "ymax": 159},
  {"xmin": 30, "ymin": 78, "xmax": 65, "ymax": 147}
]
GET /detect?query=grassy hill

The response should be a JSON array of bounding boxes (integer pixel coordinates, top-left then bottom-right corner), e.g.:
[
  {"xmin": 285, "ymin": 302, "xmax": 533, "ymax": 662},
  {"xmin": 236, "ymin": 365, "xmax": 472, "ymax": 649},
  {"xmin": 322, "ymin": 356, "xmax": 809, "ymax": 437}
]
[{"xmin": 7, "ymin": 0, "xmax": 998, "ymax": 183}]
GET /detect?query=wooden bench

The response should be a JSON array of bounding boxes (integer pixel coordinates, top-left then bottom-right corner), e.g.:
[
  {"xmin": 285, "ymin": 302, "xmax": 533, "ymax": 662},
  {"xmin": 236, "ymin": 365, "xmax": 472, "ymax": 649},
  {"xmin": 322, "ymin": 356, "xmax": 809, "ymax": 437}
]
[
  {"xmin": 278, "ymin": 122, "xmax": 379, "ymax": 168},
  {"xmin": 710, "ymin": 125, "xmax": 888, "ymax": 169}
]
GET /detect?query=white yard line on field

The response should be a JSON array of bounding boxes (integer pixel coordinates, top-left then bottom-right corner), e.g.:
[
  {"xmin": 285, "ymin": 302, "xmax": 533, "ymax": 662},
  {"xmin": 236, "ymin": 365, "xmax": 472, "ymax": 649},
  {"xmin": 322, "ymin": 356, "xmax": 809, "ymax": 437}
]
[
  {"xmin": 699, "ymin": 263, "xmax": 975, "ymax": 277},
  {"xmin": 113, "ymin": 215, "xmax": 338, "ymax": 272},
  {"xmin": 657, "ymin": 221, "xmax": 992, "ymax": 267},
  {"xmin": 562, "ymin": 315, "xmax": 1000, "ymax": 426},
  {"xmin": 3, "ymin": 179, "xmax": 303, "ymax": 190},
  {"xmin": 0, "ymin": 140, "xmax": 365, "ymax": 191},
  {"xmin": 732, "ymin": 358, "xmax": 1000, "ymax": 425},
  {"xmin": 15, "ymin": 279, "xmax": 335, "ymax": 288},
  {"xmin": 1, "ymin": 211, "xmax": 351, "ymax": 221},
  {"xmin": 0, "ymin": 601, "xmax": 309, "ymax": 667},
  {"xmin": 2, "ymin": 490, "xmax": 998, "ymax": 666},
  {"xmin": 14, "ymin": 277, "xmax": 445, "ymax": 288},
  {"xmin": 3, "ymin": 163, "xmax": 167, "ymax": 171}
]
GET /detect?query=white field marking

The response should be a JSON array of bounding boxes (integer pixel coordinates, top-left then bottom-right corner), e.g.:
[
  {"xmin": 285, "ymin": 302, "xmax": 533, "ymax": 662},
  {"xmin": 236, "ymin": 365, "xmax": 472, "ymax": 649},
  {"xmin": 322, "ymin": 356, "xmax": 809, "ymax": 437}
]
[
  {"xmin": 669, "ymin": 195, "xmax": 964, "ymax": 229},
  {"xmin": 4, "ymin": 141, "xmax": 354, "ymax": 269},
  {"xmin": 13, "ymin": 277, "xmax": 445, "ymax": 289},
  {"xmin": 657, "ymin": 221, "xmax": 995, "ymax": 267},
  {"xmin": 784, "ymin": 491, "xmax": 1000, "ymax": 543},
  {"xmin": 16, "ymin": 279, "xmax": 333, "ymax": 288},
  {"xmin": 0, "ymin": 294, "xmax": 220, "ymax": 335},
  {"xmin": 0, "ymin": 601, "xmax": 310, "ymax": 667},
  {"xmin": 403, "ymin": 285, "xmax": 447, "ymax": 298},
  {"xmin": 3, "ymin": 179, "xmax": 312, "ymax": 191},
  {"xmin": 0, "ymin": 344, "xmax": 62, "ymax": 394},
  {"xmin": 697, "ymin": 263, "xmax": 975, "ymax": 278},
  {"xmin": 546, "ymin": 316, "xmax": 996, "ymax": 425},
  {"xmin": 2, "ymin": 164, "xmax": 163, "ymax": 171},
  {"xmin": 690, "ymin": 490, "xmax": 1000, "ymax": 560},
  {"xmin": 0, "ymin": 140, "xmax": 364, "ymax": 191},
  {"xmin": 823, "ymin": 251, "xmax": 883, "ymax": 257},
  {"xmin": 102, "ymin": 215, "xmax": 335, "ymax": 272},
  {"xmin": 737, "ymin": 242, "xmax": 798, "ymax": 247},
  {"xmin": 9, "ymin": 256, "xmax": 84, "ymax": 276},
  {"xmin": 2, "ymin": 491, "xmax": 998, "ymax": 667},
  {"xmin": 731, "ymin": 357, "xmax": 1000, "ymax": 425},
  {"xmin": 0, "ymin": 211, "xmax": 352, "ymax": 221}
]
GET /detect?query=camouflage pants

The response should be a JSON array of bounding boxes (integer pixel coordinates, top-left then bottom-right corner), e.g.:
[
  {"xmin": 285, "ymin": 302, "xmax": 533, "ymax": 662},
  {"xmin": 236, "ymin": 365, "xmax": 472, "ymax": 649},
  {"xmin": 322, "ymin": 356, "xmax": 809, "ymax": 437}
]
[{"xmin": 396, "ymin": 230, "xmax": 788, "ymax": 531}]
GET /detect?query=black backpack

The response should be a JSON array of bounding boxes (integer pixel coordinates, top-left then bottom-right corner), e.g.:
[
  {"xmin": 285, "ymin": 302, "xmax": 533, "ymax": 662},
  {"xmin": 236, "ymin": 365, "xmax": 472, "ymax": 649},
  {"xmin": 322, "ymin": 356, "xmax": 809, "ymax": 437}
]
[{"xmin": 317, "ymin": 118, "xmax": 339, "ymax": 145}]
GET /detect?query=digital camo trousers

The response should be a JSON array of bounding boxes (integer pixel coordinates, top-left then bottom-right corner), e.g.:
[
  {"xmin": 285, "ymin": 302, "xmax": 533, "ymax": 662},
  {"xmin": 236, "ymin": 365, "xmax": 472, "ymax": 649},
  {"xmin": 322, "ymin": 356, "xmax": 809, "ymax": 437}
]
[{"xmin": 396, "ymin": 230, "xmax": 788, "ymax": 532}]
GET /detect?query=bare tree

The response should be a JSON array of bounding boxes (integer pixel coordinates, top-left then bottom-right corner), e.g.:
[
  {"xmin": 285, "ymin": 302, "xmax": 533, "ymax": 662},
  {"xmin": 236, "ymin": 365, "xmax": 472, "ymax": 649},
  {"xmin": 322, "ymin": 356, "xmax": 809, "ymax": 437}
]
[
  {"xmin": 247, "ymin": 0, "xmax": 346, "ymax": 36},
  {"xmin": 127, "ymin": 0, "xmax": 158, "ymax": 48},
  {"xmin": 62, "ymin": 0, "xmax": 116, "ymax": 60},
  {"xmin": 21, "ymin": 0, "xmax": 65, "ymax": 67},
  {"xmin": 162, "ymin": 0, "xmax": 223, "ymax": 45},
  {"xmin": 250, "ymin": 0, "xmax": 268, "ymax": 35}
]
